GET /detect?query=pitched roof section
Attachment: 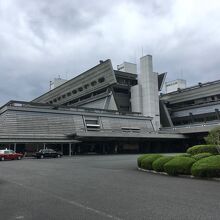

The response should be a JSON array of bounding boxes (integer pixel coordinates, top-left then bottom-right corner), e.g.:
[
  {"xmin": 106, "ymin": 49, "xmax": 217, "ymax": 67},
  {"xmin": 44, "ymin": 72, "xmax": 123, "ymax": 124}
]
[{"xmin": 33, "ymin": 59, "xmax": 117, "ymax": 105}]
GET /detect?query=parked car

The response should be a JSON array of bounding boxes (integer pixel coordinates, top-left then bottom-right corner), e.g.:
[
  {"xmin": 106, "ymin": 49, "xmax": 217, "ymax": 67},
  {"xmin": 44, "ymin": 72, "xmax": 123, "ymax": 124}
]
[
  {"xmin": 0, "ymin": 149, "xmax": 23, "ymax": 161},
  {"xmin": 33, "ymin": 149, "xmax": 62, "ymax": 159}
]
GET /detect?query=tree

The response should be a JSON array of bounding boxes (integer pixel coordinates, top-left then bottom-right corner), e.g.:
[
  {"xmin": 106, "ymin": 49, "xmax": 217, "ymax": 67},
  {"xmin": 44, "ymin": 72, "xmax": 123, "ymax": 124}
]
[{"xmin": 204, "ymin": 126, "xmax": 220, "ymax": 149}]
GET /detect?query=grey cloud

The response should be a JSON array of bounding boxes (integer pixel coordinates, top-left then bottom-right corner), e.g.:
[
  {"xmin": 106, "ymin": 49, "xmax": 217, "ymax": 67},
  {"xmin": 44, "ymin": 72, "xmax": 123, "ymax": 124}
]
[{"xmin": 0, "ymin": 0, "xmax": 220, "ymax": 105}]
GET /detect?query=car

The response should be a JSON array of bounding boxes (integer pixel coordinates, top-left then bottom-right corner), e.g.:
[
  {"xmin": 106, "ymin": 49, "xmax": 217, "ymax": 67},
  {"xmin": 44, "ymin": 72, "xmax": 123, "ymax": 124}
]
[
  {"xmin": 33, "ymin": 149, "xmax": 62, "ymax": 159},
  {"xmin": 0, "ymin": 149, "xmax": 23, "ymax": 161}
]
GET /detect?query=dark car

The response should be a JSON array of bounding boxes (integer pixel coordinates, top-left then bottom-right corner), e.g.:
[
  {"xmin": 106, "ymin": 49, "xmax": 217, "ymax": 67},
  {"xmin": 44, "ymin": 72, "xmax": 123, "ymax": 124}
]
[{"xmin": 33, "ymin": 149, "xmax": 62, "ymax": 159}]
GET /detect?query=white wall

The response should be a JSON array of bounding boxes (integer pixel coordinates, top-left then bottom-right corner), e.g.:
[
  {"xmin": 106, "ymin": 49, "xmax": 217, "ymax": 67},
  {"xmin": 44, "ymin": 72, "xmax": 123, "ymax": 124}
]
[{"xmin": 117, "ymin": 62, "xmax": 137, "ymax": 74}]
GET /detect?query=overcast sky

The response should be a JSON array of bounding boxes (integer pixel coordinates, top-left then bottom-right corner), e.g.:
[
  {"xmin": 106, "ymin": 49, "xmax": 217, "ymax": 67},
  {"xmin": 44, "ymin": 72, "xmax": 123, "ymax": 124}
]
[{"xmin": 0, "ymin": 0, "xmax": 220, "ymax": 105}]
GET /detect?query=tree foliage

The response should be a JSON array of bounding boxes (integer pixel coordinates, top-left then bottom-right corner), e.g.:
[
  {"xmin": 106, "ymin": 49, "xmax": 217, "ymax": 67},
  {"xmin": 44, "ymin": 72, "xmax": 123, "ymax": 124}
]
[{"xmin": 204, "ymin": 126, "xmax": 220, "ymax": 148}]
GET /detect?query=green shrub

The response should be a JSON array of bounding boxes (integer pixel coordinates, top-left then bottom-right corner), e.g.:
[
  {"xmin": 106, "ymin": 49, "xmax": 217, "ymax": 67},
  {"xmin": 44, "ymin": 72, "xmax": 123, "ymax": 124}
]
[
  {"xmin": 191, "ymin": 155, "xmax": 220, "ymax": 178},
  {"xmin": 192, "ymin": 153, "xmax": 213, "ymax": 160},
  {"xmin": 137, "ymin": 154, "xmax": 151, "ymax": 167},
  {"xmin": 186, "ymin": 145, "xmax": 219, "ymax": 155},
  {"xmin": 141, "ymin": 154, "xmax": 162, "ymax": 170},
  {"xmin": 164, "ymin": 157, "xmax": 196, "ymax": 176},
  {"xmin": 175, "ymin": 153, "xmax": 191, "ymax": 157},
  {"xmin": 152, "ymin": 156, "xmax": 173, "ymax": 172}
]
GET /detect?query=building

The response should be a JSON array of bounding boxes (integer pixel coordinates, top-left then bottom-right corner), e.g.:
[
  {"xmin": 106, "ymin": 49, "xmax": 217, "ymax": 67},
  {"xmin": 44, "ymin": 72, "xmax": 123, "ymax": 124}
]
[
  {"xmin": 0, "ymin": 55, "xmax": 219, "ymax": 155},
  {"xmin": 165, "ymin": 79, "xmax": 186, "ymax": 93}
]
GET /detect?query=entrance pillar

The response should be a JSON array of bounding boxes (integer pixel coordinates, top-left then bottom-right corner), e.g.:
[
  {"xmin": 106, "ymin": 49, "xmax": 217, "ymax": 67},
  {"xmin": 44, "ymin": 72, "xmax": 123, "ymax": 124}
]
[
  {"xmin": 61, "ymin": 144, "xmax": 63, "ymax": 154},
  {"xmin": 69, "ymin": 143, "xmax": 72, "ymax": 156}
]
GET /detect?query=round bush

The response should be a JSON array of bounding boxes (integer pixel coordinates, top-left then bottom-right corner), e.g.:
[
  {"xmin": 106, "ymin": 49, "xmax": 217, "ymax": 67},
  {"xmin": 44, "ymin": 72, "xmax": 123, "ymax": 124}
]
[
  {"xmin": 175, "ymin": 153, "xmax": 191, "ymax": 157},
  {"xmin": 191, "ymin": 155, "xmax": 220, "ymax": 178},
  {"xmin": 192, "ymin": 153, "xmax": 213, "ymax": 161},
  {"xmin": 137, "ymin": 154, "xmax": 151, "ymax": 167},
  {"xmin": 152, "ymin": 156, "xmax": 173, "ymax": 172},
  {"xmin": 186, "ymin": 145, "xmax": 219, "ymax": 155},
  {"xmin": 164, "ymin": 157, "xmax": 196, "ymax": 176},
  {"xmin": 141, "ymin": 154, "xmax": 162, "ymax": 170}
]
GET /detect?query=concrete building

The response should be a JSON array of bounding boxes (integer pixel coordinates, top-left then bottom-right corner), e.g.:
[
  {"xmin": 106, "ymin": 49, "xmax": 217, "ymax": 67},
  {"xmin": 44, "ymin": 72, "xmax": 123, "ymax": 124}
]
[
  {"xmin": 50, "ymin": 77, "xmax": 68, "ymax": 90},
  {"xmin": 0, "ymin": 54, "xmax": 220, "ymax": 155},
  {"xmin": 165, "ymin": 79, "xmax": 186, "ymax": 93}
]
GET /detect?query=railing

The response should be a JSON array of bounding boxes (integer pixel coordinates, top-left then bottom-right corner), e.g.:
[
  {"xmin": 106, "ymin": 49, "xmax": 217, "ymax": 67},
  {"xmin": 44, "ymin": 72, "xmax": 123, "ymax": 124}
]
[
  {"xmin": 78, "ymin": 127, "xmax": 155, "ymax": 134},
  {"xmin": 161, "ymin": 120, "xmax": 220, "ymax": 132},
  {"xmin": 1, "ymin": 100, "xmax": 144, "ymax": 117}
]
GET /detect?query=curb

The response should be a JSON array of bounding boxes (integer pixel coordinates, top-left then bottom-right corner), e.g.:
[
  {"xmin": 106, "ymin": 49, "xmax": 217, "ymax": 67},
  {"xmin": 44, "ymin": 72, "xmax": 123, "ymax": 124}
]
[{"xmin": 137, "ymin": 167, "xmax": 220, "ymax": 181}]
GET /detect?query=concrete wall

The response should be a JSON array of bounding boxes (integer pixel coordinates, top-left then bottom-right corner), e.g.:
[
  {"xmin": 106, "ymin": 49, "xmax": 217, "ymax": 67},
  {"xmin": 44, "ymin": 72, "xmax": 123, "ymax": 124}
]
[{"xmin": 0, "ymin": 105, "xmax": 154, "ymax": 140}]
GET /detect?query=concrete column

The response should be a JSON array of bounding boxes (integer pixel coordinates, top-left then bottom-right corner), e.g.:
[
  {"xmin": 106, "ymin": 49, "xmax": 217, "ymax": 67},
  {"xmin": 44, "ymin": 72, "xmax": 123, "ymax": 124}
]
[
  {"xmin": 14, "ymin": 143, "xmax": 17, "ymax": 152},
  {"xmin": 139, "ymin": 55, "xmax": 160, "ymax": 130},
  {"xmin": 61, "ymin": 144, "xmax": 63, "ymax": 154},
  {"xmin": 215, "ymin": 109, "xmax": 220, "ymax": 120},
  {"xmin": 43, "ymin": 143, "xmax": 46, "ymax": 149},
  {"xmin": 69, "ymin": 143, "xmax": 72, "ymax": 156}
]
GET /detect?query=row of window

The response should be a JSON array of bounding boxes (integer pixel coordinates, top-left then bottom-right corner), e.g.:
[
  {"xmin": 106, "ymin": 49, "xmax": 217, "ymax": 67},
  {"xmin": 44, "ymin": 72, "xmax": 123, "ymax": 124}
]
[
  {"xmin": 65, "ymin": 88, "xmax": 107, "ymax": 106},
  {"xmin": 168, "ymin": 95, "xmax": 220, "ymax": 109},
  {"xmin": 47, "ymin": 77, "xmax": 105, "ymax": 104},
  {"xmin": 173, "ymin": 113, "xmax": 219, "ymax": 126},
  {"xmin": 85, "ymin": 118, "xmax": 141, "ymax": 132}
]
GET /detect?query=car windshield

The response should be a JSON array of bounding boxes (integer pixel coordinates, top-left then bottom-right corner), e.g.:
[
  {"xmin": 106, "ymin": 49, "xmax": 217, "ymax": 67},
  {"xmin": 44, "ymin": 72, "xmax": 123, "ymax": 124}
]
[{"xmin": 4, "ymin": 150, "xmax": 10, "ymax": 154}]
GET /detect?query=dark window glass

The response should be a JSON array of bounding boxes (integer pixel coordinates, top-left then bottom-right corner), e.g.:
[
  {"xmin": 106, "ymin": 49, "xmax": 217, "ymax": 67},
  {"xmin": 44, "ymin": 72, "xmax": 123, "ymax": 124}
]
[
  {"xmin": 91, "ymin": 81, "xmax": 97, "ymax": 86},
  {"xmin": 98, "ymin": 77, "xmax": 105, "ymax": 83}
]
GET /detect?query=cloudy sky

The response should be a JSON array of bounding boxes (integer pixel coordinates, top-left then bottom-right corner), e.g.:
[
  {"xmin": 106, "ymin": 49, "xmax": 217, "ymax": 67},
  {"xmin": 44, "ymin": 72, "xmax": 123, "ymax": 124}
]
[{"xmin": 0, "ymin": 0, "xmax": 220, "ymax": 105}]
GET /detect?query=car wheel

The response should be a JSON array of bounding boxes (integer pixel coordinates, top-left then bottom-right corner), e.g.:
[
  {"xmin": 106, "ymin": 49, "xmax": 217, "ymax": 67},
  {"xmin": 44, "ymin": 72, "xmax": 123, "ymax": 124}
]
[
  {"xmin": 17, "ymin": 156, "xmax": 21, "ymax": 160},
  {"xmin": 57, "ymin": 154, "xmax": 61, "ymax": 158},
  {"xmin": 1, "ymin": 157, "xmax": 5, "ymax": 161},
  {"xmin": 40, "ymin": 155, "xmax": 44, "ymax": 159}
]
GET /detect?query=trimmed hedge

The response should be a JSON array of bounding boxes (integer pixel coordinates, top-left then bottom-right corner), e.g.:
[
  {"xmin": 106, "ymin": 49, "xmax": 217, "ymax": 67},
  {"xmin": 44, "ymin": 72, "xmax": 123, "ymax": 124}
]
[
  {"xmin": 137, "ymin": 154, "xmax": 151, "ymax": 167},
  {"xmin": 186, "ymin": 145, "xmax": 219, "ymax": 155},
  {"xmin": 164, "ymin": 157, "xmax": 196, "ymax": 176},
  {"xmin": 141, "ymin": 154, "xmax": 162, "ymax": 170},
  {"xmin": 192, "ymin": 153, "xmax": 213, "ymax": 161},
  {"xmin": 152, "ymin": 156, "xmax": 173, "ymax": 172},
  {"xmin": 191, "ymin": 155, "xmax": 220, "ymax": 178},
  {"xmin": 175, "ymin": 153, "xmax": 191, "ymax": 157}
]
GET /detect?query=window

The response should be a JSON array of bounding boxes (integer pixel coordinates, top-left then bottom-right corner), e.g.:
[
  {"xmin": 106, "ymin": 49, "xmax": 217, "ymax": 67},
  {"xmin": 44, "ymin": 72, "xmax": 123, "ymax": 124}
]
[
  {"xmin": 67, "ymin": 92, "xmax": 71, "ymax": 97},
  {"xmin": 121, "ymin": 127, "xmax": 140, "ymax": 132},
  {"xmin": 91, "ymin": 81, "xmax": 97, "ymax": 86},
  {"xmin": 98, "ymin": 77, "xmax": 105, "ymax": 83},
  {"xmin": 62, "ymin": 94, "xmax": 66, "ymax": 98},
  {"xmin": 72, "ymin": 90, "xmax": 77, "ymax": 94},
  {"xmin": 85, "ymin": 117, "xmax": 100, "ymax": 131},
  {"xmin": 78, "ymin": 87, "xmax": 83, "ymax": 92},
  {"xmin": 84, "ymin": 84, "xmax": 89, "ymax": 89}
]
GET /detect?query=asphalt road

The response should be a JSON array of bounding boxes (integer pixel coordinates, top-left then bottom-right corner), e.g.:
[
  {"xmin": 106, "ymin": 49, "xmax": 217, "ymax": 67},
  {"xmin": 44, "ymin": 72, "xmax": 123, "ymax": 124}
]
[{"xmin": 0, "ymin": 155, "xmax": 220, "ymax": 220}]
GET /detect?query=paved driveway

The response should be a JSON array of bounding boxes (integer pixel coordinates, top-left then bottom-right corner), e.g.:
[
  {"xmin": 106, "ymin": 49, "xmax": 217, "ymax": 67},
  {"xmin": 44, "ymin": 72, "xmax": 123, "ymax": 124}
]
[{"xmin": 0, "ymin": 155, "xmax": 220, "ymax": 220}]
